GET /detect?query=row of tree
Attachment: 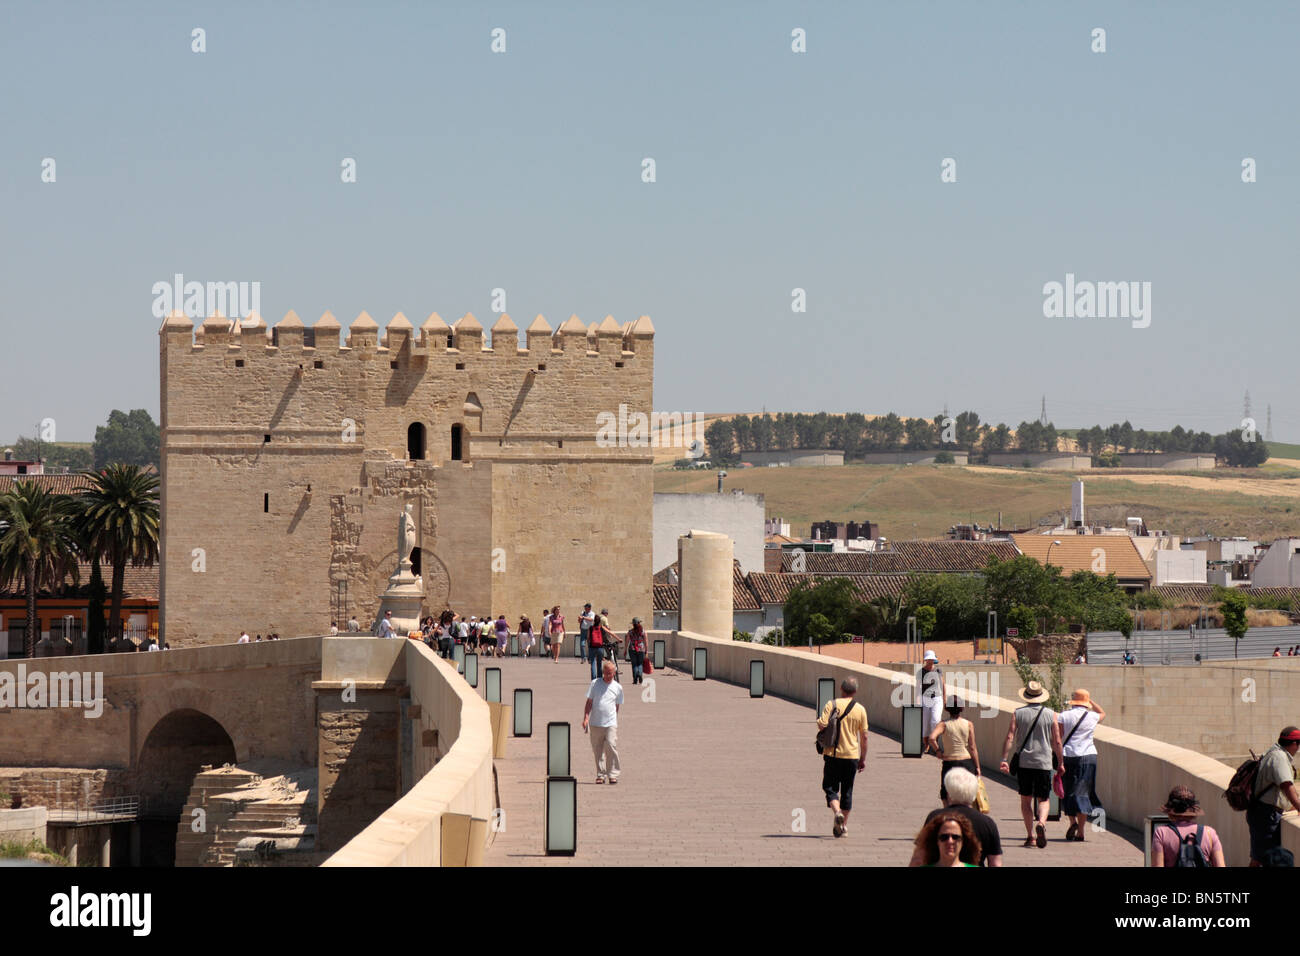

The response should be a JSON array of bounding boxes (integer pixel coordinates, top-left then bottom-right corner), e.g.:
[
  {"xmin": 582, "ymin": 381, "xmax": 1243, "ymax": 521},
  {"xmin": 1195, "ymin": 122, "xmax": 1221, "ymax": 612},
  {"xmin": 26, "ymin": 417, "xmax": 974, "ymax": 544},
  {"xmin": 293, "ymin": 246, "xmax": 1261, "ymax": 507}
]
[
  {"xmin": 0, "ymin": 465, "xmax": 160, "ymax": 657},
  {"xmin": 10, "ymin": 408, "xmax": 160, "ymax": 472},
  {"xmin": 782, "ymin": 555, "xmax": 1135, "ymax": 645},
  {"xmin": 705, "ymin": 411, "xmax": 1268, "ymax": 466}
]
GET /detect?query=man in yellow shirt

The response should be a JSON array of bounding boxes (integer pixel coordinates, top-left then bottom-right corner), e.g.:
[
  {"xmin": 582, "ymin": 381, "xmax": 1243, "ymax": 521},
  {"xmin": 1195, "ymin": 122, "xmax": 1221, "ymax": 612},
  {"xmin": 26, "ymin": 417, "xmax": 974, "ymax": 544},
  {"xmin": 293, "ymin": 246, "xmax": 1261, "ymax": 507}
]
[{"xmin": 817, "ymin": 678, "xmax": 870, "ymax": 838}]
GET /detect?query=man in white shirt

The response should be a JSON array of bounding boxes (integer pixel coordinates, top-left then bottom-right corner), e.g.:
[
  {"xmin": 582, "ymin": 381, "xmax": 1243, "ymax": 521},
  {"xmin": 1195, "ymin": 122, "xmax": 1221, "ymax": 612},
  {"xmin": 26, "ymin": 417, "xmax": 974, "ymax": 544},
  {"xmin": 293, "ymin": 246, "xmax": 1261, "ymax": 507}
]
[
  {"xmin": 377, "ymin": 611, "xmax": 396, "ymax": 639},
  {"xmin": 237, "ymin": 631, "xmax": 250, "ymax": 644},
  {"xmin": 347, "ymin": 616, "xmax": 360, "ymax": 633},
  {"xmin": 582, "ymin": 660, "xmax": 625, "ymax": 783}
]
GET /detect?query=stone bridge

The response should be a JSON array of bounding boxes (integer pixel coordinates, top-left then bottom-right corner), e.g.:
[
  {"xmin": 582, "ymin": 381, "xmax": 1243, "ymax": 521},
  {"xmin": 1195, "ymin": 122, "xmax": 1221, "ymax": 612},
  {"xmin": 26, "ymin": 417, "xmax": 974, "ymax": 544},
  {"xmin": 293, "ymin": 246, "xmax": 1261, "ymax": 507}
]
[{"xmin": 0, "ymin": 639, "xmax": 321, "ymax": 819}]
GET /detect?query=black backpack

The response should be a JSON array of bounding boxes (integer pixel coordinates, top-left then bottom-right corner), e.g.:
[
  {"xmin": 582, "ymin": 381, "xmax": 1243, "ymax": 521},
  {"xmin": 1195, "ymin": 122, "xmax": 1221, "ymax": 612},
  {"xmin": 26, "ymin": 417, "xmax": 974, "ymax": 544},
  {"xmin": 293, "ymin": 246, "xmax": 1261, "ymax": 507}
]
[
  {"xmin": 1163, "ymin": 824, "xmax": 1209, "ymax": 868},
  {"xmin": 816, "ymin": 700, "xmax": 860, "ymax": 755}
]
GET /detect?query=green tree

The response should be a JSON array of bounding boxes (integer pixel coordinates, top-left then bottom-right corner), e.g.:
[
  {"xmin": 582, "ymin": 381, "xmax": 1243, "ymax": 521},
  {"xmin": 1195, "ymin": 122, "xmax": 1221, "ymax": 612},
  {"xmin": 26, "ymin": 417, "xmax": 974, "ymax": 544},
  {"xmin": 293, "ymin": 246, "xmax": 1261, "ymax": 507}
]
[
  {"xmin": 914, "ymin": 605, "xmax": 936, "ymax": 640},
  {"xmin": 93, "ymin": 409, "xmax": 160, "ymax": 470},
  {"xmin": 1220, "ymin": 590, "xmax": 1249, "ymax": 659},
  {"xmin": 984, "ymin": 555, "xmax": 1064, "ymax": 629},
  {"xmin": 1006, "ymin": 603, "xmax": 1038, "ymax": 637},
  {"xmin": 79, "ymin": 464, "xmax": 160, "ymax": 645},
  {"xmin": 784, "ymin": 578, "xmax": 858, "ymax": 645},
  {"xmin": 0, "ymin": 482, "xmax": 82, "ymax": 657},
  {"xmin": 704, "ymin": 419, "xmax": 735, "ymax": 462},
  {"xmin": 11, "ymin": 436, "xmax": 93, "ymax": 472},
  {"xmin": 807, "ymin": 613, "xmax": 839, "ymax": 646}
]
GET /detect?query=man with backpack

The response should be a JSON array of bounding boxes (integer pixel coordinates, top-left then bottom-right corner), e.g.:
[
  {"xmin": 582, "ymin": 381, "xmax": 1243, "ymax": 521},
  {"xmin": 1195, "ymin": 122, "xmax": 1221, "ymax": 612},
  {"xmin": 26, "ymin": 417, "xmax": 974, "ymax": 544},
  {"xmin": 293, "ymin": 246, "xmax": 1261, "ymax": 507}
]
[
  {"xmin": 816, "ymin": 678, "xmax": 869, "ymax": 838},
  {"xmin": 1244, "ymin": 726, "xmax": 1300, "ymax": 866}
]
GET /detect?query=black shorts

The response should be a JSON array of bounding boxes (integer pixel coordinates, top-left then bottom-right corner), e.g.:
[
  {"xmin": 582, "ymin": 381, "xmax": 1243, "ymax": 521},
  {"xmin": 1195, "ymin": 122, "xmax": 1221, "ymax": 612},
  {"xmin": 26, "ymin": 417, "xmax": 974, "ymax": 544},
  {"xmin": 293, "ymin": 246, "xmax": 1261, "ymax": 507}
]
[
  {"xmin": 1017, "ymin": 768, "xmax": 1052, "ymax": 800},
  {"xmin": 822, "ymin": 756, "xmax": 858, "ymax": 811}
]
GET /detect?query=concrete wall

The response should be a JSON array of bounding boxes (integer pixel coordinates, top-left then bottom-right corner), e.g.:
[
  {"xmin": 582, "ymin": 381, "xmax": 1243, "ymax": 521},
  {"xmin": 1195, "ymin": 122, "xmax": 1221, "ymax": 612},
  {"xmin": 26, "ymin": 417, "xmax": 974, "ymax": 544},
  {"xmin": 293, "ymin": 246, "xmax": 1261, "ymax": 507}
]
[
  {"xmin": 0, "ymin": 806, "xmax": 47, "ymax": 845},
  {"xmin": 740, "ymin": 450, "xmax": 844, "ymax": 468},
  {"xmin": 1150, "ymin": 549, "xmax": 1207, "ymax": 585},
  {"xmin": 322, "ymin": 639, "xmax": 493, "ymax": 866},
  {"xmin": 659, "ymin": 630, "xmax": 1300, "ymax": 866},
  {"xmin": 856, "ymin": 451, "xmax": 969, "ymax": 465},
  {"xmin": 986, "ymin": 453, "xmax": 1091, "ymax": 470},
  {"xmin": 879, "ymin": 657, "xmax": 1300, "ymax": 767},
  {"xmin": 1116, "ymin": 453, "xmax": 1216, "ymax": 470},
  {"xmin": 653, "ymin": 492, "xmax": 765, "ymax": 574},
  {"xmin": 1253, "ymin": 539, "xmax": 1300, "ymax": 588}
]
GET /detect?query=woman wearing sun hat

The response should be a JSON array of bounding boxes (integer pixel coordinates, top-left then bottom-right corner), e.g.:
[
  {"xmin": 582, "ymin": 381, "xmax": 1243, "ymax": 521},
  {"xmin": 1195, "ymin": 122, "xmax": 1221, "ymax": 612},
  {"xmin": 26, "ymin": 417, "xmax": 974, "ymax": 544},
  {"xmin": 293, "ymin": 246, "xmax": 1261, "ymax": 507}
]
[
  {"xmin": 1150, "ymin": 786, "xmax": 1225, "ymax": 866},
  {"xmin": 999, "ymin": 679, "xmax": 1064, "ymax": 848},
  {"xmin": 1058, "ymin": 688, "xmax": 1105, "ymax": 842}
]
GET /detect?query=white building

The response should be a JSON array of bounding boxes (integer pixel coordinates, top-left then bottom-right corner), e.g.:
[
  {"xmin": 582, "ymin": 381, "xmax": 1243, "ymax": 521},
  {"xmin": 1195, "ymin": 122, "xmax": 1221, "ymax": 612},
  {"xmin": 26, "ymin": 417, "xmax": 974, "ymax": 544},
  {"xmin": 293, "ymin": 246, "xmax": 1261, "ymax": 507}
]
[
  {"xmin": 1252, "ymin": 539, "xmax": 1300, "ymax": 588},
  {"xmin": 653, "ymin": 491, "xmax": 765, "ymax": 575}
]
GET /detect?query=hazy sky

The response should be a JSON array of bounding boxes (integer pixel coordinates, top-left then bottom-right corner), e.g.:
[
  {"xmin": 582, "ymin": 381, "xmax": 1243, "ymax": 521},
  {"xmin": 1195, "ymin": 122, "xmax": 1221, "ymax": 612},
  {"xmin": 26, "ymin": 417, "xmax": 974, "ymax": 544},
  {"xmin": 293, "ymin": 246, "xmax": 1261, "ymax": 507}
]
[{"xmin": 2, "ymin": 1, "xmax": 1295, "ymax": 443}]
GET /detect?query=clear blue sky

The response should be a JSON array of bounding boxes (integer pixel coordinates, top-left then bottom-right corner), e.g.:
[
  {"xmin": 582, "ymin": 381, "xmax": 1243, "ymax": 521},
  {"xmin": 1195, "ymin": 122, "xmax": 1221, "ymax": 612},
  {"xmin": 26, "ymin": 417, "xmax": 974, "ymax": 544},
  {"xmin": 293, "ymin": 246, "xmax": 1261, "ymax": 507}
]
[{"xmin": 1, "ymin": 1, "xmax": 1295, "ymax": 443}]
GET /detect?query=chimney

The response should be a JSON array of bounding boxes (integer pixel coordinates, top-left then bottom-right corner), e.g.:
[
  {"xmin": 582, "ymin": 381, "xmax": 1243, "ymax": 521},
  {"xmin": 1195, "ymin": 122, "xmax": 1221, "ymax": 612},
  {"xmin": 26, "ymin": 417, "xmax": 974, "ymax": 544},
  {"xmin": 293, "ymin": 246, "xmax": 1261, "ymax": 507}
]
[{"xmin": 1071, "ymin": 480, "xmax": 1085, "ymax": 527}]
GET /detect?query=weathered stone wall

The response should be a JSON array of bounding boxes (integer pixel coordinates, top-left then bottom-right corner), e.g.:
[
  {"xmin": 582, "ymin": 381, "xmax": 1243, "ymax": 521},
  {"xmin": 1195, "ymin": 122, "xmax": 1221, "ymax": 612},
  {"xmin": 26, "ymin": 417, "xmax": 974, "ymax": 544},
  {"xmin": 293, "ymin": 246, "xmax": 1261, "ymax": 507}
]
[
  {"xmin": 0, "ymin": 767, "xmax": 126, "ymax": 810},
  {"xmin": 0, "ymin": 640, "xmax": 320, "ymax": 775},
  {"xmin": 160, "ymin": 313, "xmax": 654, "ymax": 645}
]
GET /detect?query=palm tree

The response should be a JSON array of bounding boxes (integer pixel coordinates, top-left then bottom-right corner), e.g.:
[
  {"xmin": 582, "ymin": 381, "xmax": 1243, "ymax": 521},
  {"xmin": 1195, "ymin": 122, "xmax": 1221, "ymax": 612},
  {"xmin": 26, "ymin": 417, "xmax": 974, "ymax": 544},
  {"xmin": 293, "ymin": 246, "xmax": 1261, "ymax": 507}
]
[
  {"xmin": 80, "ymin": 464, "xmax": 159, "ymax": 647},
  {"xmin": 0, "ymin": 482, "xmax": 82, "ymax": 657}
]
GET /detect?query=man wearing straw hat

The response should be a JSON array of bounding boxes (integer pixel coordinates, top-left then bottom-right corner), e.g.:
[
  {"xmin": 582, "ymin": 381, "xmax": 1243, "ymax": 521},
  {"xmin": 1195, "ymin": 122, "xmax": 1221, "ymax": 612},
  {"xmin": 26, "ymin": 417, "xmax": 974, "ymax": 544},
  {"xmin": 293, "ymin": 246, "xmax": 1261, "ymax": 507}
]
[{"xmin": 999, "ymin": 679, "xmax": 1064, "ymax": 849}]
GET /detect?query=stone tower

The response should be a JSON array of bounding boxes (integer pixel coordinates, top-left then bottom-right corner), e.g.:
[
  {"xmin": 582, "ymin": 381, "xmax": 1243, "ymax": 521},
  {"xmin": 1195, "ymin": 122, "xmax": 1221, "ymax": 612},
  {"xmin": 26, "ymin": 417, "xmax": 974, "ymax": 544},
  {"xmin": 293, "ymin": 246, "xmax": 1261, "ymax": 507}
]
[{"xmin": 159, "ymin": 308, "xmax": 654, "ymax": 644}]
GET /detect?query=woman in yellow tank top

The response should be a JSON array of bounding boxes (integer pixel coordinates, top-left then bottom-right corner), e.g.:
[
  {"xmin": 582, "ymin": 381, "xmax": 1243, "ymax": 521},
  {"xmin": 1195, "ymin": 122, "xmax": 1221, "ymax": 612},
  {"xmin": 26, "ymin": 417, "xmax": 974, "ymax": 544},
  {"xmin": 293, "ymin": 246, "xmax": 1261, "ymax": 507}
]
[{"xmin": 926, "ymin": 700, "xmax": 980, "ymax": 804}]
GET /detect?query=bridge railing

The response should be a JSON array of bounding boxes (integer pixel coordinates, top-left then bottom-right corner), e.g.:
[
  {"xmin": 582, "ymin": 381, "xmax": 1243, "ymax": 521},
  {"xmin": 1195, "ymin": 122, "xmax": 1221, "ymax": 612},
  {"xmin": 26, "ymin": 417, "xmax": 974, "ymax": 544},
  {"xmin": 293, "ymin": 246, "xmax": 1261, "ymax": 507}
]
[
  {"xmin": 321, "ymin": 640, "xmax": 494, "ymax": 867},
  {"xmin": 655, "ymin": 629, "xmax": 1300, "ymax": 866}
]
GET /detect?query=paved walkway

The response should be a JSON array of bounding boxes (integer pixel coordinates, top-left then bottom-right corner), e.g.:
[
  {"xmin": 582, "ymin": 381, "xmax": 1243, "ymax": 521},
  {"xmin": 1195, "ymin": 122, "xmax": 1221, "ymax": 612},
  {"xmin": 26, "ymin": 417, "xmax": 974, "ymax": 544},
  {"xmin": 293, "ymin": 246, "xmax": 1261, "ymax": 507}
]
[{"xmin": 483, "ymin": 653, "xmax": 1143, "ymax": 866}]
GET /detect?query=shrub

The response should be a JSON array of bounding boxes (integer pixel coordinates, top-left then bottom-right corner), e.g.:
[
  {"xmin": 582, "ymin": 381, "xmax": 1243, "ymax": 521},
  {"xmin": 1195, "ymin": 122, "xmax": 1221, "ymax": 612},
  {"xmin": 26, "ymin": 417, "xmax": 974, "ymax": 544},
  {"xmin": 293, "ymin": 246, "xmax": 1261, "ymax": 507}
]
[
  {"xmin": 732, "ymin": 629, "xmax": 752, "ymax": 642},
  {"xmin": 934, "ymin": 451, "xmax": 955, "ymax": 464}
]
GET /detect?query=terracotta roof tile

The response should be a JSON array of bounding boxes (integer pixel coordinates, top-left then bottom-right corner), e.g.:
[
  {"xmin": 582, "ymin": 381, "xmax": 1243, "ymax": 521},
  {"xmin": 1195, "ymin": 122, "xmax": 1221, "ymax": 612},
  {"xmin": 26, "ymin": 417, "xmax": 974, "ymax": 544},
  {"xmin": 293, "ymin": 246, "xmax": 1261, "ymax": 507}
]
[
  {"xmin": 744, "ymin": 572, "xmax": 911, "ymax": 606},
  {"xmin": 1011, "ymin": 534, "xmax": 1151, "ymax": 582}
]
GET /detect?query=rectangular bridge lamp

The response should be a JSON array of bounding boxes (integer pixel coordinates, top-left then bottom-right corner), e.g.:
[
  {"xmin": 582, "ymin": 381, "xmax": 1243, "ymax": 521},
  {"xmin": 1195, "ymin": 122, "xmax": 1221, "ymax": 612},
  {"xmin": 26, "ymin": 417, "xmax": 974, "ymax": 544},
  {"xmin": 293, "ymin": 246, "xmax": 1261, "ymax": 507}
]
[
  {"xmin": 545, "ymin": 777, "xmax": 577, "ymax": 856},
  {"xmin": 692, "ymin": 646, "xmax": 707, "ymax": 680},
  {"xmin": 513, "ymin": 688, "xmax": 533, "ymax": 737},
  {"xmin": 816, "ymin": 677, "xmax": 834, "ymax": 716},
  {"xmin": 749, "ymin": 659, "xmax": 764, "ymax": 698},
  {"xmin": 900, "ymin": 705, "xmax": 923, "ymax": 758},
  {"xmin": 653, "ymin": 639, "xmax": 666, "ymax": 671},
  {"xmin": 547, "ymin": 722, "xmax": 570, "ymax": 778},
  {"xmin": 484, "ymin": 666, "xmax": 501, "ymax": 703},
  {"xmin": 464, "ymin": 652, "xmax": 479, "ymax": 688},
  {"xmin": 453, "ymin": 642, "xmax": 465, "ymax": 674},
  {"xmin": 572, "ymin": 634, "xmax": 582, "ymax": 658},
  {"xmin": 508, "ymin": 634, "xmax": 519, "ymax": 657}
]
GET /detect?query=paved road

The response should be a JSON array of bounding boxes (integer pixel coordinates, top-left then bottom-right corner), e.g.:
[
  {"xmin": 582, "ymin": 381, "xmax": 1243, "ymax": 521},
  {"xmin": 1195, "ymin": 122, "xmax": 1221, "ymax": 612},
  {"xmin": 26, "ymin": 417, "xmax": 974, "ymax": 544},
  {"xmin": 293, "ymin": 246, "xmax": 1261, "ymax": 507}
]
[{"xmin": 482, "ymin": 653, "xmax": 1143, "ymax": 866}]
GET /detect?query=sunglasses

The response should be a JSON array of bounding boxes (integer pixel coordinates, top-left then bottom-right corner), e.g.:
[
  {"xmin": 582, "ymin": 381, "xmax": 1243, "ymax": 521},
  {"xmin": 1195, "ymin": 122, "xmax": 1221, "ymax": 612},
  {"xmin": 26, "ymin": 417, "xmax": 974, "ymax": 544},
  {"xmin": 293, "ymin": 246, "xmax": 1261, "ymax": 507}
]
[{"xmin": 938, "ymin": 834, "xmax": 963, "ymax": 843}]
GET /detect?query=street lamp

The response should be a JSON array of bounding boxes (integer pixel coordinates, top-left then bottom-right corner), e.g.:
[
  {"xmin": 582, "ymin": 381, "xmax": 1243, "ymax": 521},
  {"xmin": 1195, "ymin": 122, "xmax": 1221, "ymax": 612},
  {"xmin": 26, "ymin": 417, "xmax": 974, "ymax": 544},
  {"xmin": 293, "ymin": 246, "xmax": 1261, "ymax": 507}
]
[{"xmin": 1046, "ymin": 539, "xmax": 1063, "ymax": 569}]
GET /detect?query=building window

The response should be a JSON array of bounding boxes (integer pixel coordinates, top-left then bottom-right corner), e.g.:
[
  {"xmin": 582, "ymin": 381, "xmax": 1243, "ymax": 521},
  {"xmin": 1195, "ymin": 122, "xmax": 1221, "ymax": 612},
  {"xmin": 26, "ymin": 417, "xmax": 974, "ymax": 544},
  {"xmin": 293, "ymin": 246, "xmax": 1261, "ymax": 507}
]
[
  {"xmin": 451, "ymin": 424, "xmax": 465, "ymax": 461},
  {"xmin": 407, "ymin": 422, "xmax": 427, "ymax": 461},
  {"xmin": 314, "ymin": 360, "xmax": 324, "ymax": 369},
  {"xmin": 235, "ymin": 359, "xmax": 245, "ymax": 368},
  {"xmin": 391, "ymin": 361, "xmax": 399, "ymax": 370},
  {"xmin": 263, "ymin": 434, "xmax": 271, "ymax": 443},
  {"xmin": 264, "ymin": 493, "xmax": 269, "ymax": 513}
]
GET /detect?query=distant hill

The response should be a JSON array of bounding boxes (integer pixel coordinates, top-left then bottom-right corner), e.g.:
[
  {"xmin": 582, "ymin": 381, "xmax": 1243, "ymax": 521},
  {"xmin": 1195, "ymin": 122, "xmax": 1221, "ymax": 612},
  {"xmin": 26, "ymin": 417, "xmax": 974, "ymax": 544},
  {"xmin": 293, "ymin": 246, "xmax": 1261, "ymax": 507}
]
[{"xmin": 654, "ymin": 461, "xmax": 1300, "ymax": 541}]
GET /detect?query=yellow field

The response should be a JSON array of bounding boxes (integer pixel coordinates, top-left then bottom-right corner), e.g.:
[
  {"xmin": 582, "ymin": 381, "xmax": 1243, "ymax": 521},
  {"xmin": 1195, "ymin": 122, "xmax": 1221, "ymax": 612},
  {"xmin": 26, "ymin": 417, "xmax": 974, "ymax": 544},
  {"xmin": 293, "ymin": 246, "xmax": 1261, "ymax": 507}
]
[{"xmin": 654, "ymin": 461, "xmax": 1300, "ymax": 540}]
